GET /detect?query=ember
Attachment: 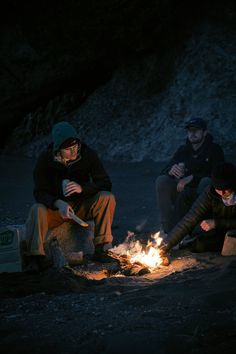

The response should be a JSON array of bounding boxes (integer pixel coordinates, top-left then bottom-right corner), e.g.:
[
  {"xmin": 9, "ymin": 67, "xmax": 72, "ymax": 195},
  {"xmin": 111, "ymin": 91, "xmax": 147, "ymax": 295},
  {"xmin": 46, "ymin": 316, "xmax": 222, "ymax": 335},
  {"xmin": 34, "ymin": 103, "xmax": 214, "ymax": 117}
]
[{"xmin": 110, "ymin": 231, "xmax": 168, "ymax": 271}]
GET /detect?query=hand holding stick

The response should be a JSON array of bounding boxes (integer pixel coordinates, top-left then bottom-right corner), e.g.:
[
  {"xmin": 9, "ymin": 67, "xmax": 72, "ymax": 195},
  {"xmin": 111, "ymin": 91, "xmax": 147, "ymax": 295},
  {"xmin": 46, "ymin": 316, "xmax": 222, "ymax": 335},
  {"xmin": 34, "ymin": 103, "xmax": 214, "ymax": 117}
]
[{"xmin": 68, "ymin": 211, "xmax": 89, "ymax": 227}]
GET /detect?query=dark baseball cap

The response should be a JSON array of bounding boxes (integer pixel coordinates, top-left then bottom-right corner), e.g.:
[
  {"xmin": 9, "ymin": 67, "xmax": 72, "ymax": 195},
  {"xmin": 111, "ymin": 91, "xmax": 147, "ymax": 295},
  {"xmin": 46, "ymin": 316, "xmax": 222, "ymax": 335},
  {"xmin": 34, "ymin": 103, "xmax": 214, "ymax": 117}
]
[{"xmin": 185, "ymin": 117, "xmax": 207, "ymax": 130}]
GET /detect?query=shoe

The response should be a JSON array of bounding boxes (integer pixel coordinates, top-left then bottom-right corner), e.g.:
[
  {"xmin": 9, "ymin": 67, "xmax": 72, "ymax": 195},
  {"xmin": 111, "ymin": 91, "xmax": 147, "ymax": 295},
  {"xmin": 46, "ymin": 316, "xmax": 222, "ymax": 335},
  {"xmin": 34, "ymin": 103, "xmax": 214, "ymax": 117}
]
[
  {"xmin": 24, "ymin": 256, "xmax": 40, "ymax": 274},
  {"xmin": 93, "ymin": 244, "xmax": 116, "ymax": 263},
  {"xmin": 37, "ymin": 256, "xmax": 53, "ymax": 271},
  {"xmin": 24, "ymin": 255, "xmax": 52, "ymax": 273}
]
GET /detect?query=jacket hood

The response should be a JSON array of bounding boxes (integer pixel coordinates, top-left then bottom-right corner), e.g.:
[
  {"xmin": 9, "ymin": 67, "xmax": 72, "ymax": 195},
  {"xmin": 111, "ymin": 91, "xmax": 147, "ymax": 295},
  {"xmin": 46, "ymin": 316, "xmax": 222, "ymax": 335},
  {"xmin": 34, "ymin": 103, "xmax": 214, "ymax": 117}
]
[{"xmin": 45, "ymin": 142, "xmax": 85, "ymax": 169}]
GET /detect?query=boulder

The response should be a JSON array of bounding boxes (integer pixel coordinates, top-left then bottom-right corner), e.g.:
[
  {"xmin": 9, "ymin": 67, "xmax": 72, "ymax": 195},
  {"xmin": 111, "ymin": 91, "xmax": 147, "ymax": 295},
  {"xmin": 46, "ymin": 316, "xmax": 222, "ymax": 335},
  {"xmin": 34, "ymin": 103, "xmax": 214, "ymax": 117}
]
[{"xmin": 45, "ymin": 221, "xmax": 95, "ymax": 268}]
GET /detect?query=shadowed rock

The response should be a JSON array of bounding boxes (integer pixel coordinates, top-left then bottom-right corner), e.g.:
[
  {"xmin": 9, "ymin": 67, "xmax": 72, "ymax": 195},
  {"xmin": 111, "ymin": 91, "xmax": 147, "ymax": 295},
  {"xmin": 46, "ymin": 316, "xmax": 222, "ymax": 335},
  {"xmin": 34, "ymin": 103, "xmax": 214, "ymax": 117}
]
[{"xmin": 46, "ymin": 221, "xmax": 95, "ymax": 268}]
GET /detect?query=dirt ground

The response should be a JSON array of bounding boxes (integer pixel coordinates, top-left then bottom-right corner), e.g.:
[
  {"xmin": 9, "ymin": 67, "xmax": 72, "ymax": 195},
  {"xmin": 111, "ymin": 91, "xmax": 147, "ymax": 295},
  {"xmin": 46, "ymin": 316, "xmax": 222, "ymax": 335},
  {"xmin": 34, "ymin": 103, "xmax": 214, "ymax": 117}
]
[{"xmin": 0, "ymin": 156, "xmax": 236, "ymax": 354}]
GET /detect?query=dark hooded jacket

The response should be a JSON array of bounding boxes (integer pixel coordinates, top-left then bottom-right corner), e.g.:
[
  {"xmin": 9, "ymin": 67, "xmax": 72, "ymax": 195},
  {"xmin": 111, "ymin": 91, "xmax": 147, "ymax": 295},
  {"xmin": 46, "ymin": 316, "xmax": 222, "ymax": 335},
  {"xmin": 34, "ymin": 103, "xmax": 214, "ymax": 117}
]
[
  {"xmin": 165, "ymin": 185, "xmax": 236, "ymax": 251},
  {"xmin": 33, "ymin": 143, "xmax": 112, "ymax": 210},
  {"xmin": 161, "ymin": 133, "xmax": 224, "ymax": 187}
]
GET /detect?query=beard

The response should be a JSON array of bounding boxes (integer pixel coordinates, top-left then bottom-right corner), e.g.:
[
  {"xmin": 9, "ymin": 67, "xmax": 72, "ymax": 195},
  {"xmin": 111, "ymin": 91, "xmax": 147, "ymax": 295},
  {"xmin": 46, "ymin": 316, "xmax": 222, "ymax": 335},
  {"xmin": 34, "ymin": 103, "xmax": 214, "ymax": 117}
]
[
  {"xmin": 189, "ymin": 137, "xmax": 204, "ymax": 144},
  {"xmin": 188, "ymin": 132, "xmax": 205, "ymax": 145}
]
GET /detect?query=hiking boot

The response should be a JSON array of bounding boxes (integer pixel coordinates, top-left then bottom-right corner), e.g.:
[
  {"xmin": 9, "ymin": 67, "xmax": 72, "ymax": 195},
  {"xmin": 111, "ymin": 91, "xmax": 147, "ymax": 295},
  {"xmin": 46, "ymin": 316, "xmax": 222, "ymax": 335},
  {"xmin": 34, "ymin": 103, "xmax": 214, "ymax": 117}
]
[
  {"xmin": 24, "ymin": 255, "xmax": 52, "ymax": 273},
  {"xmin": 93, "ymin": 244, "xmax": 116, "ymax": 263},
  {"xmin": 37, "ymin": 256, "xmax": 53, "ymax": 271},
  {"xmin": 24, "ymin": 256, "xmax": 40, "ymax": 274}
]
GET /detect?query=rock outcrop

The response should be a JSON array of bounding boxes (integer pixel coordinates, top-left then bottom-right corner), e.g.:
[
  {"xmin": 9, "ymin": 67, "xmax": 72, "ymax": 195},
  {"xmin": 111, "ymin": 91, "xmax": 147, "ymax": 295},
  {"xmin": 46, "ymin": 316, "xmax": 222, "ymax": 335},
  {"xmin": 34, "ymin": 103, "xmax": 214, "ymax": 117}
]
[{"xmin": 2, "ymin": 1, "xmax": 235, "ymax": 162}]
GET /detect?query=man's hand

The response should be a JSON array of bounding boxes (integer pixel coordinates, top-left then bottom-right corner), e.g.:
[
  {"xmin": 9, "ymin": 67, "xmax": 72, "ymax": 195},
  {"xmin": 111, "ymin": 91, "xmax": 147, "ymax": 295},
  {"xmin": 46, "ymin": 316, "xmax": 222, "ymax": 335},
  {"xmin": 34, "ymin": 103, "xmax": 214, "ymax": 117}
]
[
  {"xmin": 200, "ymin": 219, "xmax": 216, "ymax": 232},
  {"xmin": 176, "ymin": 175, "xmax": 193, "ymax": 192},
  {"xmin": 168, "ymin": 164, "xmax": 185, "ymax": 179},
  {"xmin": 158, "ymin": 241, "xmax": 170, "ymax": 266},
  {"xmin": 54, "ymin": 199, "xmax": 74, "ymax": 218},
  {"xmin": 64, "ymin": 181, "xmax": 83, "ymax": 196},
  {"xmin": 158, "ymin": 239, "xmax": 169, "ymax": 257}
]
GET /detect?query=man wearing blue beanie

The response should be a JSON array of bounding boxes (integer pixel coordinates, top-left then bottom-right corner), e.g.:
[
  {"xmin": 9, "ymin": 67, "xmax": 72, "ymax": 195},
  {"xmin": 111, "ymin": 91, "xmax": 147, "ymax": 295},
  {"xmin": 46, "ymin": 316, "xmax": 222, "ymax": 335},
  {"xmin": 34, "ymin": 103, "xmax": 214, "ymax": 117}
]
[{"xmin": 25, "ymin": 121, "xmax": 116, "ymax": 272}]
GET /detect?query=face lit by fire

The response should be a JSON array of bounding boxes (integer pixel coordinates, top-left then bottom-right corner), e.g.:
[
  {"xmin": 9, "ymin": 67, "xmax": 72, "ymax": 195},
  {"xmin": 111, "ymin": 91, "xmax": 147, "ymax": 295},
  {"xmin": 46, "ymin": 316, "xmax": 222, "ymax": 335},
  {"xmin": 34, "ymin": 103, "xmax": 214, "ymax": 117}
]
[
  {"xmin": 187, "ymin": 127, "xmax": 206, "ymax": 145},
  {"xmin": 215, "ymin": 188, "xmax": 233, "ymax": 199},
  {"xmin": 60, "ymin": 143, "xmax": 79, "ymax": 161}
]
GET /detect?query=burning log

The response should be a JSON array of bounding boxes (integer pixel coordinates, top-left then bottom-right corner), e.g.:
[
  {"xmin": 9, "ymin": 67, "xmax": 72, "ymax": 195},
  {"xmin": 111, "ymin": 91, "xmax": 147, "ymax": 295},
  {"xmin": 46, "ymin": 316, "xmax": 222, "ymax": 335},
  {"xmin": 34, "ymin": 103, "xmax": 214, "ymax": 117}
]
[
  {"xmin": 109, "ymin": 231, "xmax": 170, "ymax": 274},
  {"xmin": 108, "ymin": 253, "xmax": 151, "ymax": 276}
]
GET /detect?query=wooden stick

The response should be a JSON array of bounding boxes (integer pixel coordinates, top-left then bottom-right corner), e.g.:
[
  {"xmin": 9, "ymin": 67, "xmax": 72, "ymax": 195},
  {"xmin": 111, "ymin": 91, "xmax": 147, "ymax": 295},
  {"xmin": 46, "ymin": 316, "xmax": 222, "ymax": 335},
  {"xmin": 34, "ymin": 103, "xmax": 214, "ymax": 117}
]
[{"xmin": 69, "ymin": 212, "xmax": 89, "ymax": 227}]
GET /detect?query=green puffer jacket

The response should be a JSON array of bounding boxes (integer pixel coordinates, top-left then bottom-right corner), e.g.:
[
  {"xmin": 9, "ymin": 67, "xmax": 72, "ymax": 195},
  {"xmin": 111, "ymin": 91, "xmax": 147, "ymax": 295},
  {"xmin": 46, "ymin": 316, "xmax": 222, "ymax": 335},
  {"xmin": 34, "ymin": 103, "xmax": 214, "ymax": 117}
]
[
  {"xmin": 165, "ymin": 185, "xmax": 236, "ymax": 251},
  {"xmin": 33, "ymin": 143, "xmax": 112, "ymax": 210}
]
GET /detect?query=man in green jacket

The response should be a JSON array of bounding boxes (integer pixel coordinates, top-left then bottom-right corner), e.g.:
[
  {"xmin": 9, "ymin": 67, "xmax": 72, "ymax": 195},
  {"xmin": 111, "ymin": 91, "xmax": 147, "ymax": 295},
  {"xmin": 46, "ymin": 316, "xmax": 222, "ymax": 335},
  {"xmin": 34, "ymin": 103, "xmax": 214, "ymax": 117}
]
[
  {"xmin": 25, "ymin": 121, "xmax": 116, "ymax": 271},
  {"xmin": 160, "ymin": 162, "xmax": 236, "ymax": 255}
]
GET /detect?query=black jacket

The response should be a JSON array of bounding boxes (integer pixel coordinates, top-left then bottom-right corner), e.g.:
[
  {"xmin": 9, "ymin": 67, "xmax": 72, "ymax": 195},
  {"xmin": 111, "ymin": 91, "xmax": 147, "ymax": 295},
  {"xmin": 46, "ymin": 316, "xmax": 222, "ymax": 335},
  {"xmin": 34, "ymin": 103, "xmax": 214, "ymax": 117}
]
[
  {"xmin": 162, "ymin": 134, "xmax": 224, "ymax": 187},
  {"xmin": 165, "ymin": 185, "xmax": 236, "ymax": 251},
  {"xmin": 33, "ymin": 143, "xmax": 112, "ymax": 209}
]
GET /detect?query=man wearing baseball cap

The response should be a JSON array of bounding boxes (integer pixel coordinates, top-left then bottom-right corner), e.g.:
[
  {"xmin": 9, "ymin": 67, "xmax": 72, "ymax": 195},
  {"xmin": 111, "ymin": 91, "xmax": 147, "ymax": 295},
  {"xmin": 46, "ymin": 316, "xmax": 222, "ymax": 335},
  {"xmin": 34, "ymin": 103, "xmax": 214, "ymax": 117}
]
[
  {"xmin": 156, "ymin": 117, "xmax": 224, "ymax": 235},
  {"xmin": 184, "ymin": 117, "xmax": 207, "ymax": 130},
  {"xmin": 25, "ymin": 121, "xmax": 116, "ymax": 272}
]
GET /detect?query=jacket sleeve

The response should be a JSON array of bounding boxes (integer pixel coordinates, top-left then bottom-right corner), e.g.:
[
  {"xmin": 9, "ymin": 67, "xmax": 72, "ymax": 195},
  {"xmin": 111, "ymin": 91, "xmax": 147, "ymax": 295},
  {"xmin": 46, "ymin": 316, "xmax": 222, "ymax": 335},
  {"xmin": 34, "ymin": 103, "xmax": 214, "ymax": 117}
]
[
  {"xmin": 191, "ymin": 144, "xmax": 225, "ymax": 184},
  {"xmin": 215, "ymin": 217, "xmax": 236, "ymax": 230},
  {"xmin": 33, "ymin": 153, "xmax": 59, "ymax": 209},
  {"xmin": 165, "ymin": 188, "xmax": 212, "ymax": 251},
  {"xmin": 80, "ymin": 149, "xmax": 112, "ymax": 196},
  {"xmin": 210, "ymin": 144, "xmax": 225, "ymax": 167}
]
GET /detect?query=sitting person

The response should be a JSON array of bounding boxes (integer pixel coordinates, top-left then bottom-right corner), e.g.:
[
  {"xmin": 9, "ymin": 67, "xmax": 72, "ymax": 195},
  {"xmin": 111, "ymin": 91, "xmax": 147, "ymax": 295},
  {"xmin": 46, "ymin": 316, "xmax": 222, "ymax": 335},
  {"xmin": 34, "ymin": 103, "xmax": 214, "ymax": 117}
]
[
  {"xmin": 156, "ymin": 117, "xmax": 224, "ymax": 233},
  {"xmin": 25, "ymin": 121, "xmax": 116, "ymax": 272},
  {"xmin": 160, "ymin": 162, "xmax": 236, "ymax": 255}
]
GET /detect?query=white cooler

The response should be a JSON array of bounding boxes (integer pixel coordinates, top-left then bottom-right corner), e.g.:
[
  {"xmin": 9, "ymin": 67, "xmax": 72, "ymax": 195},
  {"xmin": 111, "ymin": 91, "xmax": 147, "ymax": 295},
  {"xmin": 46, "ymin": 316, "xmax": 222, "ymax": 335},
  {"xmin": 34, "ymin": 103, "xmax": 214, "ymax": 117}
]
[{"xmin": 0, "ymin": 225, "xmax": 26, "ymax": 272}]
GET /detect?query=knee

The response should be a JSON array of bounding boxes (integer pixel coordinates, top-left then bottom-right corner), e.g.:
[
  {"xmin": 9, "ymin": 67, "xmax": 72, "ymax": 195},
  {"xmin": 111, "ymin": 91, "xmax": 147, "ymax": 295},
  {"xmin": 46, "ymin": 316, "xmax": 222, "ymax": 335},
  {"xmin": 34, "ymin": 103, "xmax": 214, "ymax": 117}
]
[
  {"xmin": 226, "ymin": 229, "xmax": 236, "ymax": 237},
  {"xmin": 198, "ymin": 177, "xmax": 211, "ymax": 193},
  {"xmin": 200, "ymin": 177, "xmax": 211, "ymax": 184},
  {"xmin": 97, "ymin": 191, "xmax": 116, "ymax": 206},
  {"xmin": 28, "ymin": 203, "xmax": 47, "ymax": 218}
]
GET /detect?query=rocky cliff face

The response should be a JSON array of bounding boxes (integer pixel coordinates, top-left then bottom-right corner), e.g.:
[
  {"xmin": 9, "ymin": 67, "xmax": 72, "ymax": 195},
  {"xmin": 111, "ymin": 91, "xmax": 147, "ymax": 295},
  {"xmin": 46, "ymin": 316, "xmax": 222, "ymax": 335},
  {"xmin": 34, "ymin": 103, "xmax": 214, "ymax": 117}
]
[{"xmin": 2, "ymin": 0, "xmax": 236, "ymax": 161}]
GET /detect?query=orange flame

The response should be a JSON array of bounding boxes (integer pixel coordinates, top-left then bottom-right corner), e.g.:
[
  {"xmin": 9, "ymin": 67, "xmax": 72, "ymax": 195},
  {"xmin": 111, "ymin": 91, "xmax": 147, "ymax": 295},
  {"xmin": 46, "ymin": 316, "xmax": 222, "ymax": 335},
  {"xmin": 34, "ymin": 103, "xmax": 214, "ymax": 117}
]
[{"xmin": 111, "ymin": 231, "xmax": 164, "ymax": 270}]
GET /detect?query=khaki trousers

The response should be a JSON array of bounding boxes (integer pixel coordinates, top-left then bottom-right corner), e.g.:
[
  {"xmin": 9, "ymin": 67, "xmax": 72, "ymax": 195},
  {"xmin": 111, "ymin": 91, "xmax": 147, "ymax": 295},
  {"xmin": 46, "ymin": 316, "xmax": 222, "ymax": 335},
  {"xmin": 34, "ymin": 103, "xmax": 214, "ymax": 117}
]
[{"xmin": 25, "ymin": 191, "xmax": 116, "ymax": 256}]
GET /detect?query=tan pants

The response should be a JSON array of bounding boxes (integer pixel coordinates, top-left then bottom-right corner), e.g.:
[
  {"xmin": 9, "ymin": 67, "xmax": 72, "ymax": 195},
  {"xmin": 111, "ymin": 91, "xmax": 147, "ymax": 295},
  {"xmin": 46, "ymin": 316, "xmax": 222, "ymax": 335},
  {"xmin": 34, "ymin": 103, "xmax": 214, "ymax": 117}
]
[{"xmin": 25, "ymin": 191, "xmax": 116, "ymax": 256}]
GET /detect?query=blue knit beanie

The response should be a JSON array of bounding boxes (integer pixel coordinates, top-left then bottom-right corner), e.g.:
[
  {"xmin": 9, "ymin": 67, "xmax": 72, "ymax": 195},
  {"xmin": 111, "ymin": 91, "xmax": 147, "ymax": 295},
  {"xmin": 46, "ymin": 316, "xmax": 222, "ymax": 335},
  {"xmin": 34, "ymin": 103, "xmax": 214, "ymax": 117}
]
[{"xmin": 52, "ymin": 121, "xmax": 79, "ymax": 151}]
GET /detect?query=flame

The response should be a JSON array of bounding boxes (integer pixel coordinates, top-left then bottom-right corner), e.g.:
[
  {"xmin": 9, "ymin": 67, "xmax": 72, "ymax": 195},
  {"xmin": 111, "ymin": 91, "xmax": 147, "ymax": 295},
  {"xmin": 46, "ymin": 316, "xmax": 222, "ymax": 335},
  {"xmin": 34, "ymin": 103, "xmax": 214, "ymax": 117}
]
[{"xmin": 110, "ymin": 231, "xmax": 164, "ymax": 270}]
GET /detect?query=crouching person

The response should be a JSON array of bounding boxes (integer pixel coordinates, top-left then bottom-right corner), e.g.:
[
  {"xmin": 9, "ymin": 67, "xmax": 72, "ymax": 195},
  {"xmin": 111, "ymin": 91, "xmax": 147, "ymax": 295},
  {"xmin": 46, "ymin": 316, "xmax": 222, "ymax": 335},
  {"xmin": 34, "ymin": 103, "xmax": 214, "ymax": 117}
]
[
  {"xmin": 25, "ymin": 121, "xmax": 116, "ymax": 272},
  {"xmin": 159, "ymin": 162, "xmax": 236, "ymax": 257}
]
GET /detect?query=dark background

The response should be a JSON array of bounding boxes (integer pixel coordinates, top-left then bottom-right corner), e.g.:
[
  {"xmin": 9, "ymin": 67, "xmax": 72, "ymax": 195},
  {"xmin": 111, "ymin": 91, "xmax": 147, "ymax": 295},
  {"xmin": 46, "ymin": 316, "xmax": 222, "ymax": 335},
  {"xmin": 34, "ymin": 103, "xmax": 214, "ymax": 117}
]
[{"xmin": 1, "ymin": 0, "xmax": 235, "ymax": 150}]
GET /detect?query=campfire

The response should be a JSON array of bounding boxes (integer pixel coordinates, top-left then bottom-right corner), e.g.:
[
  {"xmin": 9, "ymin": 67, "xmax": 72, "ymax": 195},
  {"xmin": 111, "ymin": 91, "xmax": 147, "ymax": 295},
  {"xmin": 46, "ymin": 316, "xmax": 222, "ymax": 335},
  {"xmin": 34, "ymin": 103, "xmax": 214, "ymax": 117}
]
[
  {"xmin": 59, "ymin": 230, "xmax": 170, "ymax": 280},
  {"xmin": 109, "ymin": 231, "xmax": 169, "ymax": 275}
]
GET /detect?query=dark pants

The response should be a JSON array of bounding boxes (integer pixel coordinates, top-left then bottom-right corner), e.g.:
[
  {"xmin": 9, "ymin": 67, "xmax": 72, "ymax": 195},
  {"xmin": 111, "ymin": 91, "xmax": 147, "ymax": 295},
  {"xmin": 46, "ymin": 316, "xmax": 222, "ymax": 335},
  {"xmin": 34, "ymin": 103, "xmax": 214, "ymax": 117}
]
[
  {"xmin": 183, "ymin": 227, "xmax": 226, "ymax": 253},
  {"xmin": 156, "ymin": 175, "xmax": 211, "ymax": 232}
]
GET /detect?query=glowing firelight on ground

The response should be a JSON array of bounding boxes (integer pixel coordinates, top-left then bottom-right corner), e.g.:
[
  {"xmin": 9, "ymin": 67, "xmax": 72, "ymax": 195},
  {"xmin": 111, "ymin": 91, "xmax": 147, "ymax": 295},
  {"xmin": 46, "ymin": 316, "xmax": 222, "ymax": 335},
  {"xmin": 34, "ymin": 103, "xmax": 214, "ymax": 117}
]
[{"xmin": 110, "ymin": 231, "xmax": 164, "ymax": 270}]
